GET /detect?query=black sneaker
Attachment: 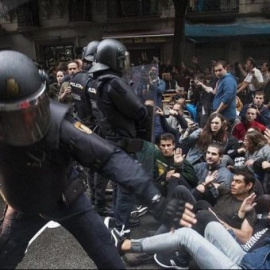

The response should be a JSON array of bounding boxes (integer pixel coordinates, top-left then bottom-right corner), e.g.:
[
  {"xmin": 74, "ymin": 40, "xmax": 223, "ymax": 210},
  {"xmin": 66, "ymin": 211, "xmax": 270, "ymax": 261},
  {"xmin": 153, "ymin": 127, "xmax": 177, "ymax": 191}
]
[
  {"xmin": 123, "ymin": 252, "xmax": 154, "ymax": 266},
  {"xmin": 104, "ymin": 216, "xmax": 116, "ymax": 229},
  {"xmin": 110, "ymin": 228, "xmax": 126, "ymax": 256},
  {"xmin": 128, "ymin": 215, "xmax": 140, "ymax": 228},
  {"xmin": 154, "ymin": 251, "xmax": 189, "ymax": 269},
  {"xmin": 130, "ymin": 205, "xmax": 148, "ymax": 218},
  {"xmin": 104, "ymin": 217, "xmax": 131, "ymax": 238}
]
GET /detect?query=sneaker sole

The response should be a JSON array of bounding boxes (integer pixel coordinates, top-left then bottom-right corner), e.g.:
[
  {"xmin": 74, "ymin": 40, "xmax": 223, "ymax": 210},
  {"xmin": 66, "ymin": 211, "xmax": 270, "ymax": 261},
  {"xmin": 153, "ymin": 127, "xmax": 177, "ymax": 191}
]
[
  {"xmin": 130, "ymin": 207, "xmax": 148, "ymax": 218},
  {"xmin": 154, "ymin": 254, "xmax": 189, "ymax": 270},
  {"xmin": 104, "ymin": 217, "xmax": 111, "ymax": 229},
  {"xmin": 136, "ymin": 206, "xmax": 148, "ymax": 217}
]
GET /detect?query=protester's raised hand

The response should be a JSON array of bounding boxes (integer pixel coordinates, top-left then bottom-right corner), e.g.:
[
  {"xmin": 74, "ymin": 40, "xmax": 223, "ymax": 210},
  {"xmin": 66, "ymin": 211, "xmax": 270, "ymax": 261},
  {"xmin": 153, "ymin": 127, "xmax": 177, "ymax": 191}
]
[{"xmin": 174, "ymin": 148, "xmax": 185, "ymax": 165}]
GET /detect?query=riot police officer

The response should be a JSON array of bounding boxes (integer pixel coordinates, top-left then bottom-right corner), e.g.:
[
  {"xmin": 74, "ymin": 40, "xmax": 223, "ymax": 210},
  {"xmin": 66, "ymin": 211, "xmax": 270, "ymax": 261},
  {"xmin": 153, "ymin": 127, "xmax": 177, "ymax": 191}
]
[
  {"xmin": 70, "ymin": 41, "xmax": 113, "ymax": 216},
  {"xmin": 0, "ymin": 51, "xmax": 181, "ymax": 269},
  {"xmin": 89, "ymin": 39, "xmax": 150, "ymax": 232},
  {"xmin": 70, "ymin": 40, "xmax": 99, "ymax": 128}
]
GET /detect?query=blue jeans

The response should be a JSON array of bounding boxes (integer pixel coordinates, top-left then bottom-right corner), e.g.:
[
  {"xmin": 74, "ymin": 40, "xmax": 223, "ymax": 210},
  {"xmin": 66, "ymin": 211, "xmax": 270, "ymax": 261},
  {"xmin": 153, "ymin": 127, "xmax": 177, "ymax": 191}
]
[
  {"xmin": 131, "ymin": 222, "xmax": 244, "ymax": 269},
  {"xmin": 114, "ymin": 185, "xmax": 136, "ymax": 228},
  {"xmin": 0, "ymin": 194, "xmax": 125, "ymax": 269}
]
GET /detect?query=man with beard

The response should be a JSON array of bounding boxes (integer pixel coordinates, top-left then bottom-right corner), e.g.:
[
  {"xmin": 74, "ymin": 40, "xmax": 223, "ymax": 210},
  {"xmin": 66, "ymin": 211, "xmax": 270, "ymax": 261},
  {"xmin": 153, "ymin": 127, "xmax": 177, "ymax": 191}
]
[{"xmin": 193, "ymin": 142, "xmax": 234, "ymax": 189}]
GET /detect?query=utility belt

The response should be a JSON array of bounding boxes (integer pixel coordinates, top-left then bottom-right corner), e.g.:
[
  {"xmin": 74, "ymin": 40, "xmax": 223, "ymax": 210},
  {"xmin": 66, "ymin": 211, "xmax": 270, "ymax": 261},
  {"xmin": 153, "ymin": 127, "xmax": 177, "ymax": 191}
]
[
  {"xmin": 62, "ymin": 178, "xmax": 87, "ymax": 206},
  {"xmin": 106, "ymin": 136, "xmax": 143, "ymax": 153}
]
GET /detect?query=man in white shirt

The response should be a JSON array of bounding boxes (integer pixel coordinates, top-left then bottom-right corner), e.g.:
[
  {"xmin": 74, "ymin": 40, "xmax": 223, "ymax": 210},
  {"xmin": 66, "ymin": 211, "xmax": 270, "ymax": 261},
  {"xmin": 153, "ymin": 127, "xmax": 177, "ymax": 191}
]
[{"xmin": 237, "ymin": 58, "xmax": 263, "ymax": 95}]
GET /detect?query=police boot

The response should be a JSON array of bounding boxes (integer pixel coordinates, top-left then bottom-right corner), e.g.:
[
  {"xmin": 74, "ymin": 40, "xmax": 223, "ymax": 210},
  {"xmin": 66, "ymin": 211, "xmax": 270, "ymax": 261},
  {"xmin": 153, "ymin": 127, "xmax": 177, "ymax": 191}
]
[{"xmin": 95, "ymin": 201, "xmax": 114, "ymax": 217}]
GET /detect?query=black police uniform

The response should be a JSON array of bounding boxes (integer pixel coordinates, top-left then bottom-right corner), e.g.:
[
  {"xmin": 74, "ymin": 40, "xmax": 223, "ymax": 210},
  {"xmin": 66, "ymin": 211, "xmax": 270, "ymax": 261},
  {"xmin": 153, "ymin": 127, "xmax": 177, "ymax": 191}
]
[
  {"xmin": 89, "ymin": 71, "xmax": 148, "ymax": 229},
  {"xmin": 70, "ymin": 70, "xmax": 94, "ymax": 128},
  {"xmin": 70, "ymin": 70, "xmax": 111, "ymax": 215},
  {"xmin": 0, "ymin": 101, "xmax": 159, "ymax": 269}
]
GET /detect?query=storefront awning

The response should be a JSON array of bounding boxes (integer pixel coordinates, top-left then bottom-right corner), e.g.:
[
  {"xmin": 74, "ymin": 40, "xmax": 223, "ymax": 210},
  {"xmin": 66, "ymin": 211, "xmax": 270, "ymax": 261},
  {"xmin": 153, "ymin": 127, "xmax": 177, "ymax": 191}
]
[
  {"xmin": 186, "ymin": 22, "xmax": 270, "ymax": 37},
  {"xmin": 103, "ymin": 21, "xmax": 270, "ymax": 40}
]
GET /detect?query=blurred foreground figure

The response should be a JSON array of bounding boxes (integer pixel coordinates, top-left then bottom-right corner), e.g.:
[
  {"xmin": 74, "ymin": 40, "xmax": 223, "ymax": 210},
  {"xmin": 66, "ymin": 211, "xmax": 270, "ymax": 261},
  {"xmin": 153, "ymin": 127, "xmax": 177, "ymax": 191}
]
[{"xmin": 0, "ymin": 51, "xmax": 180, "ymax": 269}]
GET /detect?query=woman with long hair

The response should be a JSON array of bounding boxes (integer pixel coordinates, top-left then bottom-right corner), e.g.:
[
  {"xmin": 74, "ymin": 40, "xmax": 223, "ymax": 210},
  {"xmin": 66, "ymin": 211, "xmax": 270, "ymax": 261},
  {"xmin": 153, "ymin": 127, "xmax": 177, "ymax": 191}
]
[
  {"xmin": 48, "ymin": 69, "xmax": 66, "ymax": 100},
  {"xmin": 179, "ymin": 112, "xmax": 240, "ymax": 165},
  {"xmin": 244, "ymin": 130, "xmax": 270, "ymax": 170}
]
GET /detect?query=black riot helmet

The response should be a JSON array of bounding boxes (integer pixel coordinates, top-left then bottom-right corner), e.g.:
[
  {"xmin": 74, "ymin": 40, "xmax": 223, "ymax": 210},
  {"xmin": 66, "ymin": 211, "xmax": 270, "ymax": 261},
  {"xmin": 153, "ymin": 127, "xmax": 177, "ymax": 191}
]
[
  {"xmin": 84, "ymin": 40, "xmax": 99, "ymax": 62},
  {"xmin": 90, "ymin": 39, "xmax": 130, "ymax": 74},
  {"xmin": 0, "ymin": 50, "xmax": 51, "ymax": 146}
]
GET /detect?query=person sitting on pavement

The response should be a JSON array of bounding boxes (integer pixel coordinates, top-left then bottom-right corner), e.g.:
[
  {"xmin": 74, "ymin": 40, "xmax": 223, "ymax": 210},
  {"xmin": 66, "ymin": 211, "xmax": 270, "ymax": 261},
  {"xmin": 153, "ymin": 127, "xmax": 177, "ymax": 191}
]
[
  {"xmin": 239, "ymin": 91, "xmax": 270, "ymax": 128},
  {"xmin": 155, "ymin": 105, "xmax": 188, "ymax": 145},
  {"xmin": 179, "ymin": 112, "xmax": 240, "ymax": 166},
  {"xmin": 154, "ymin": 133, "xmax": 198, "ymax": 197},
  {"xmin": 232, "ymin": 105, "xmax": 266, "ymax": 141},
  {"xmin": 110, "ymin": 194, "xmax": 270, "ymax": 270},
  {"xmin": 193, "ymin": 142, "xmax": 234, "ymax": 190}
]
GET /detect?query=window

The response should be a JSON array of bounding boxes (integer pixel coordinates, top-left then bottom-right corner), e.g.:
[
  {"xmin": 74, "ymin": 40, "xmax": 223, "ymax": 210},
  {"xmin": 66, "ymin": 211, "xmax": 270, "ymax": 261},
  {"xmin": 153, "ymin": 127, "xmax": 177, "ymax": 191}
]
[
  {"xmin": 108, "ymin": 0, "xmax": 159, "ymax": 18},
  {"xmin": 69, "ymin": 0, "xmax": 91, "ymax": 22}
]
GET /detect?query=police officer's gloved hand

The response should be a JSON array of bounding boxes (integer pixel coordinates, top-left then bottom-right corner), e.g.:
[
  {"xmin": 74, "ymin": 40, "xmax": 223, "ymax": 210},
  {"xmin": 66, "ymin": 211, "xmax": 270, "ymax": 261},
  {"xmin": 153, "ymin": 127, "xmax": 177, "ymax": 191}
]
[{"xmin": 150, "ymin": 196, "xmax": 185, "ymax": 229}]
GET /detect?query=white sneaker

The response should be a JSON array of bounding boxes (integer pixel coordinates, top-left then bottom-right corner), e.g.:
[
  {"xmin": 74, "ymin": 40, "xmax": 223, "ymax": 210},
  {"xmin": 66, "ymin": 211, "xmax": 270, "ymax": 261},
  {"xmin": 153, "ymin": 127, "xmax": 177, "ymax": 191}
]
[{"xmin": 130, "ymin": 205, "xmax": 148, "ymax": 218}]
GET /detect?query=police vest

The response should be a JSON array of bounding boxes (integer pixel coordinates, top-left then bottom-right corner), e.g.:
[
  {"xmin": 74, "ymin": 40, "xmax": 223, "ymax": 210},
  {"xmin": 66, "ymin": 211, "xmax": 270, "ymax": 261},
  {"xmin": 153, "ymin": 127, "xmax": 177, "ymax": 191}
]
[{"xmin": 70, "ymin": 71, "xmax": 94, "ymax": 127}]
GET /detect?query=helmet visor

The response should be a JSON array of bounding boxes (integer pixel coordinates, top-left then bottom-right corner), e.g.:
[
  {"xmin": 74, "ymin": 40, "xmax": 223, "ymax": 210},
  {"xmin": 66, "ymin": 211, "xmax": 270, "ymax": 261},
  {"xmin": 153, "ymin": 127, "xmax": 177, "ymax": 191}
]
[{"xmin": 0, "ymin": 83, "xmax": 51, "ymax": 146}]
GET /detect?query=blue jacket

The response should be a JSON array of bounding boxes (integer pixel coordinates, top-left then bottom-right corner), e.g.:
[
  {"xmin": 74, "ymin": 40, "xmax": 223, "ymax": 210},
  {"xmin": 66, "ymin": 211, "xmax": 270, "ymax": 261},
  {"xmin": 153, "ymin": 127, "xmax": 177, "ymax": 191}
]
[
  {"xmin": 240, "ymin": 237, "xmax": 270, "ymax": 269},
  {"xmin": 213, "ymin": 73, "xmax": 237, "ymax": 121}
]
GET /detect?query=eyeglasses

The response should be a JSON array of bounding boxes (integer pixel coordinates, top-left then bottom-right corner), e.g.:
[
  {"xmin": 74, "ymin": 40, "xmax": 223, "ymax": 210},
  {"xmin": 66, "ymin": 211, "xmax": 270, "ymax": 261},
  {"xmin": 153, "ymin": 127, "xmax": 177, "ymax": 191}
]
[{"xmin": 214, "ymin": 69, "xmax": 223, "ymax": 72}]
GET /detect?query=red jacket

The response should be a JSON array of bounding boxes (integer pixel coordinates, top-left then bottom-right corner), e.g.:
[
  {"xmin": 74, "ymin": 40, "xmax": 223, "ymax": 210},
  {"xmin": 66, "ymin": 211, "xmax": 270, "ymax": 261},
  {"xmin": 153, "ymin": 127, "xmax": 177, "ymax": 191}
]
[{"xmin": 232, "ymin": 121, "xmax": 266, "ymax": 141}]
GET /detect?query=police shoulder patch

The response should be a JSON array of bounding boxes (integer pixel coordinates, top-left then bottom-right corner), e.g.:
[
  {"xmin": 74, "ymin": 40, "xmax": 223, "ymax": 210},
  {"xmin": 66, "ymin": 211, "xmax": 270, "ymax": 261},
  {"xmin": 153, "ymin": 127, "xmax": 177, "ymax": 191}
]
[{"xmin": 74, "ymin": 121, "xmax": 92, "ymax": 134}]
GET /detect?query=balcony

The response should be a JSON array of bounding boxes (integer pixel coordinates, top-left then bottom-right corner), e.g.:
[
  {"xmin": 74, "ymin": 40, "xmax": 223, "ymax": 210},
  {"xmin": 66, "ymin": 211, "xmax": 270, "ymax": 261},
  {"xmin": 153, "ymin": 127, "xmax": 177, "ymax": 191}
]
[
  {"xmin": 16, "ymin": 0, "xmax": 39, "ymax": 32},
  {"xmin": 262, "ymin": 2, "xmax": 270, "ymax": 18},
  {"xmin": 186, "ymin": 0, "xmax": 239, "ymax": 22}
]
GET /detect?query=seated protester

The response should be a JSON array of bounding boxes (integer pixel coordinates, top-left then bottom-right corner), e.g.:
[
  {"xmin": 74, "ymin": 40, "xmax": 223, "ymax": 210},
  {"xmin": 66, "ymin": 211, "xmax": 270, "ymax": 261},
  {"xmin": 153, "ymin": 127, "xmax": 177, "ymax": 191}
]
[
  {"xmin": 241, "ymin": 194, "xmax": 270, "ymax": 252},
  {"xmin": 150, "ymin": 168, "xmax": 255, "ymax": 267},
  {"xmin": 155, "ymin": 105, "xmax": 188, "ymax": 145},
  {"xmin": 232, "ymin": 105, "xmax": 266, "ymax": 141},
  {"xmin": 243, "ymin": 130, "xmax": 270, "ymax": 177},
  {"xmin": 239, "ymin": 91, "xmax": 270, "ymax": 128},
  {"xmin": 192, "ymin": 168, "xmax": 256, "ymax": 244},
  {"xmin": 193, "ymin": 143, "xmax": 234, "ymax": 190},
  {"xmin": 154, "ymin": 133, "xmax": 198, "ymax": 196},
  {"xmin": 163, "ymin": 98, "xmax": 175, "ymax": 118},
  {"xmin": 166, "ymin": 103, "xmax": 186, "ymax": 131},
  {"xmin": 179, "ymin": 113, "xmax": 240, "ymax": 165},
  {"xmin": 160, "ymin": 168, "xmax": 255, "ymax": 249},
  {"xmin": 175, "ymin": 95, "xmax": 197, "ymax": 122},
  {"xmin": 112, "ymin": 194, "xmax": 270, "ymax": 270}
]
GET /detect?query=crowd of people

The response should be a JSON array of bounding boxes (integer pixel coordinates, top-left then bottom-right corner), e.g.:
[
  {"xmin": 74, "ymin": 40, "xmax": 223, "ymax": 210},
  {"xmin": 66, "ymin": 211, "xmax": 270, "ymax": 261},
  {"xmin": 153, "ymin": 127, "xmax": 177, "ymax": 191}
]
[{"xmin": 0, "ymin": 38, "xmax": 270, "ymax": 269}]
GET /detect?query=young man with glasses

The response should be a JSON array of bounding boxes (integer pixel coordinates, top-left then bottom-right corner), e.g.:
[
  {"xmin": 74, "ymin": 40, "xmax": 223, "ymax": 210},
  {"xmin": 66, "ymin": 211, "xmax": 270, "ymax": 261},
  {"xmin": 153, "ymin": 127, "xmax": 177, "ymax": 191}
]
[{"xmin": 212, "ymin": 60, "xmax": 237, "ymax": 126}]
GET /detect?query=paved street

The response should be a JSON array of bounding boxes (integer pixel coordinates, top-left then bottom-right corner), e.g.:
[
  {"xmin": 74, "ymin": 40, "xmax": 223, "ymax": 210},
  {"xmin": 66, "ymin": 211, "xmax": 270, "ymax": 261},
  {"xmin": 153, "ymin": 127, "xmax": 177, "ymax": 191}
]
[{"xmin": 0, "ymin": 195, "xmax": 161, "ymax": 269}]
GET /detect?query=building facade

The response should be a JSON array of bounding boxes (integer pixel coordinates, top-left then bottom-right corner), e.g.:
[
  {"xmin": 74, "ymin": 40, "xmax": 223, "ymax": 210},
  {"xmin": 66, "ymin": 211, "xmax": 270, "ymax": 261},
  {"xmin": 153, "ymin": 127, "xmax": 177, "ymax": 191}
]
[{"xmin": 0, "ymin": 0, "xmax": 269, "ymax": 71}]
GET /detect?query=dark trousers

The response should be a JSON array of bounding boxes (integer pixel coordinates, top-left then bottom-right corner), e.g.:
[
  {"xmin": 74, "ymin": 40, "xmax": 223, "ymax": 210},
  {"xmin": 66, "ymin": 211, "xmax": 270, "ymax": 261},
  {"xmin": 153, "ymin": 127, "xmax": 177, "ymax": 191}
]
[
  {"xmin": 0, "ymin": 194, "xmax": 125, "ymax": 269},
  {"xmin": 88, "ymin": 171, "xmax": 109, "ymax": 208},
  {"xmin": 114, "ymin": 185, "xmax": 136, "ymax": 228}
]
